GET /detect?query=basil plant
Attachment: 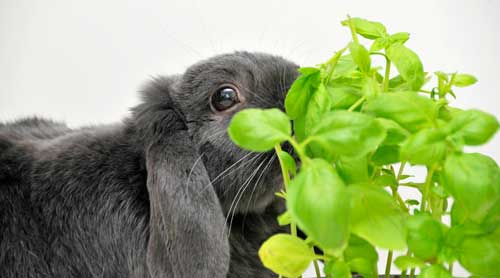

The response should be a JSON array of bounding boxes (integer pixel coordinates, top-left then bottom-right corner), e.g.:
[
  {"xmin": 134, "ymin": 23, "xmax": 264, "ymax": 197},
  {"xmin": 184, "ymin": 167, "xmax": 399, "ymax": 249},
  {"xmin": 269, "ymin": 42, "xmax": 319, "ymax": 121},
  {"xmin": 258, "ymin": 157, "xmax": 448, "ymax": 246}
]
[{"xmin": 228, "ymin": 17, "xmax": 499, "ymax": 278}]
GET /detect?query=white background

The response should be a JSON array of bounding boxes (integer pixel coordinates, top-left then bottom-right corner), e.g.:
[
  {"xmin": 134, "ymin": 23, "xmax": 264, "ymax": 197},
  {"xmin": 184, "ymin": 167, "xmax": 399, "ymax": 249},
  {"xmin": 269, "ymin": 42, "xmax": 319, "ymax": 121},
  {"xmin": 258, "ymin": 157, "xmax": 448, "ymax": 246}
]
[{"xmin": 1, "ymin": 0, "xmax": 498, "ymax": 277}]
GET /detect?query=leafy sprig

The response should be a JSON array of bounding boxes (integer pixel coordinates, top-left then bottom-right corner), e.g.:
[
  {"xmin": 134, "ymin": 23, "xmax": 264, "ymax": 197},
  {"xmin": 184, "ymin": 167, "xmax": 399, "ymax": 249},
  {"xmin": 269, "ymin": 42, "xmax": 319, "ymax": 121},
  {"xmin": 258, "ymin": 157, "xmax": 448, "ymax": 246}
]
[{"xmin": 228, "ymin": 16, "xmax": 499, "ymax": 278}]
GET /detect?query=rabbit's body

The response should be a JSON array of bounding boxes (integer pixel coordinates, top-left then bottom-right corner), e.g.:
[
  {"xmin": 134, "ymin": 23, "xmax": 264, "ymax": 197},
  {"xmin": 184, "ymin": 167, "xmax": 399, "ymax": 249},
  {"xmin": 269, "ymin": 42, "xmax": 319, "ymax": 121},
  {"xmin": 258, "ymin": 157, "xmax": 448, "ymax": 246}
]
[{"xmin": 0, "ymin": 52, "xmax": 299, "ymax": 278}]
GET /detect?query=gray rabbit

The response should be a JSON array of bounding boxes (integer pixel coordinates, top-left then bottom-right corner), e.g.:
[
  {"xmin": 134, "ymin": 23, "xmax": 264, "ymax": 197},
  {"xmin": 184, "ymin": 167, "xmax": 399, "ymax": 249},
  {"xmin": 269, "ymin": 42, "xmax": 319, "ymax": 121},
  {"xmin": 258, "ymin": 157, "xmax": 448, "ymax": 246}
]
[{"xmin": 0, "ymin": 52, "xmax": 299, "ymax": 278}]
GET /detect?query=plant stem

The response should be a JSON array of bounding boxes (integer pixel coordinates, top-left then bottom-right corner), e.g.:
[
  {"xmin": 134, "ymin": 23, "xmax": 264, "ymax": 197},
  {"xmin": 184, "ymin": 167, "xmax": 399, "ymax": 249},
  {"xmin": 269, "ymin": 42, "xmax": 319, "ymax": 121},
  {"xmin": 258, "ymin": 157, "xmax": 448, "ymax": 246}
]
[
  {"xmin": 348, "ymin": 96, "xmax": 366, "ymax": 111},
  {"xmin": 289, "ymin": 139, "xmax": 308, "ymax": 166},
  {"xmin": 385, "ymin": 250, "xmax": 393, "ymax": 278},
  {"xmin": 420, "ymin": 165, "xmax": 436, "ymax": 212},
  {"xmin": 410, "ymin": 268, "xmax": 416, "ymax": 278},
  {"xmin": 449, "ymin": 262, "xmax": 454, "ymax": 274},
  {"xmin": 383, "ymin": 56, "xmax": 391, "ymax": 91},
  {"xmin": 274, "ymin": 145, "xmax": 297, "ymax": 237},
  {"xmin": 313, "ymin": 259, "xmax": 321, "ymax": 278},
  {"xmin": 346, "ymin": 15, "xmax": 359, "ymax": 43}
]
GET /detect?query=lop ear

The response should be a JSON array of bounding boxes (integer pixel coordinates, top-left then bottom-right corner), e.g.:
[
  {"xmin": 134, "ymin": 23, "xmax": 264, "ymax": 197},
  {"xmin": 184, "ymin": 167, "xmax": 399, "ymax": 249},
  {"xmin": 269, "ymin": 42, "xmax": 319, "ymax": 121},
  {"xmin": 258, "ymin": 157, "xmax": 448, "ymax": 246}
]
[{"xmin": 135, "ymin": 77, "xmax": 230, "ymax": 278}]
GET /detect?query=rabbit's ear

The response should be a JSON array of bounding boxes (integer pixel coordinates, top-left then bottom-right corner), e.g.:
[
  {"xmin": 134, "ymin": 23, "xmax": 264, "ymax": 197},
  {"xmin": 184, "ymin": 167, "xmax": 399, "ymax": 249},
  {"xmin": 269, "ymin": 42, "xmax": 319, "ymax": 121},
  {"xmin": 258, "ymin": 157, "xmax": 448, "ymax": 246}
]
[{"xmin": 138, "ymin": 77, "xmax": 230, "ymax": 278}]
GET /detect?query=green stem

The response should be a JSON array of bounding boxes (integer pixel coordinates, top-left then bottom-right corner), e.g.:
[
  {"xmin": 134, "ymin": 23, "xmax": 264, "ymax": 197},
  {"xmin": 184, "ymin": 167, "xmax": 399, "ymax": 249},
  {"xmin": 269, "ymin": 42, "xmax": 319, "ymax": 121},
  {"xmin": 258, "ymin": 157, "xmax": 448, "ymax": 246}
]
[
  {"xmin": 449, "ymin": 262, "xmax": 454, "ymax": 275},
  {"xmin": 419, "ymin": 89, "xmax": 433, "ymax": 94},
  {"xmin": 289, "ymin": 138, "xmax": 308, "ymax": 166},
  {"xmin": 346, "ymin": 15, "xmax": 359, "ymax": 43},
  {"xmin": 383, "ymin": 55, "xmax": 391, "ymax": 91},
  {"xmin": 385, "ymin": 251, "xmax": 393, "ymax": 278},
  {"xmin": 348, "ymin": 96, "xmax": 366, "ymax": 111},
  {"xmin": 313, "ymin": 260, "xmax": 321, "ymax": 278},
  {"xmin": 420, "ymin": 165, "xmax": 437, "ymax": 212},
  {"xmin": 274, "ymin": 144, "xmax": 297, "ymax": 237},
  {"xmin": 410, "ymin": 268, "xmax": 416, "ymax": 278}
]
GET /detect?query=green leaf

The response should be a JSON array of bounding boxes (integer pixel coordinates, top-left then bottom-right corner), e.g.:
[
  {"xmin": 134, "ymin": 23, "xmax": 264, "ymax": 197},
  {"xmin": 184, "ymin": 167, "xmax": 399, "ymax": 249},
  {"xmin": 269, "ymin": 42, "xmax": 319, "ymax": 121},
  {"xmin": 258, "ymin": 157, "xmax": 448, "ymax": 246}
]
[
  {"xmin": 336, "ymin": 155, "xmax": 370, "ymax": 184},
  {"xmin": 287, "ymin": 159, "xmax": 350, "ymax": 254},
  {"xmin": 389, "ymin": 32, "xmax": 410, "ymax": 44},
  {"xmin": 435, "ymin": 71, "xmax": 449, "ymax": 82},
  {"xmin": 285, "ymin": 67, "xmax": 321, "ymax": 119},
  {"xmin": 375, "ymin": 118, "xmax": 411, "ymax": 145},
  {"xmin": 293, "ymin": 115, "xmax": 306, "ymax": 142},
  {"xmin": 344, "ymin": 235, "xmax": 379, "ymax": 263},
  {"xmin": 406, "ymin": 214, "xmax": 445, "ymax": 260},
  {"xmin": 371, "ymin": 145, "xmax": 400, "ymax": 165},
  {"xmin": 329, "ymin": 55, "xmax": 358, "ymax": 80},
  {"xmin": 228, "ymin": 108, "xmax": 290, "ymax": 152},
  {"xmin": 349, "ymin": 41, "xmax": 371, "ymax": 73},
  {"xmin": 362, "ymin": 75, "xmax": 380, "ymax": 99},
  {"xmin": 442, "ymin": 152, "xmax": 500, "ymax": 222},
  {"xmin": 277, "ymin": 211, "xmax": 291, "ymax": 226},
  {"xmin": 277, "ymin": 150, "xmax": 297, "ymax": 176},
  {"xmin": 393, "ymin": 255, "xmax": 425, "ymax": 271},
  {"xmin": 258, "ymin": 234, "xmax": 316, "ymax": 278},
  {"xmin": 370, "ymin": 37, "xmax": 389, "ymax": 51},
  {"xmin": 386, "ymin": 43, "xmax": 425, "ymax": 91},
  {"xmin": 400, "ymin": 128, "xmax": 448, "ymax": 166},
  {"xmin": 305, "ymin": 84, "xmax": 332, "ymax": 135},
  {"xmin": 405, "ymin": 199, "xmax": 420, "ymax": 206},
  {"xmin": 458, "ymin": 228, "xmax": 500, "ymax": 276},
  {"xmin": 420, "ymin": 265, "xmax": 452, "ymax": 278},
  {"xmin": 373, "ymin": 173, "xmax": 398, "ymax": 188},
  {"xmin": 348, "ymin": 184, "xmax": 406, "ymax": 250},
  {"xmin": 343, "ymin": 235, "xmax": 378, "ymax": 277},
  {"xmin": 364, "ymin": 91, "xmax": 437, "ymax": 132},
  {"xmin": 324, "ymin": 260, "xmax": 351, "ymax": 278},
  {"xmin": 308, "ymin": 111, "xmax": 387, "ymax": 157},
  {"xmin": 452, "ymin": 73, "xmax": 477, "ymax": 87},
  {"xmin": 326, "ymin": 84, "xmax": 362, "ymax": 110},
  {"xmin": 447, "ymin": 109, "xmax": 499, "ymax": 145},
  {"xmin": 341, "ymin": 17, "xmax": 387, "ymax": 39}
]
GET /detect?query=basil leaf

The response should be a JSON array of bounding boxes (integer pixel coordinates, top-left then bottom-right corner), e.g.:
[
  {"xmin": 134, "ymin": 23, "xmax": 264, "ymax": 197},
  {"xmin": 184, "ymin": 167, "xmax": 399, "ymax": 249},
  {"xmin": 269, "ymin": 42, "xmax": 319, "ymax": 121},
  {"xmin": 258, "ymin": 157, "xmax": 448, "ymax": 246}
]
[
  {"xmin": 336, "ymin": 155, "xmax": 370, "ymax": 184},
  {"xmin": 375, "ymin": 118, "xmax": 411, "ymax": 145},
  {"xmin": 386, "ymin": 44, "xmax": 425, "ymax": 91},
  {"xmin": 326, "ymin": 84, "xmax": 362, "ymax": 110},
  {"xmin": 442, "ymin": 153, "xmax": 500, "ymax": 223},
  {"xmin": 394, "ymin": 255, "xmax": 425, "ymax": 271},
  {"xmin": 341, "ymin": 17, "xmax": 387, "ymax": 39},
  {"xmin": 400, "ymin": 128, "xmax": 448, "ymax": 166},
  {"xmin": 228, "ymin": 108, "xmax": 290, "ymax": 152},
  {"xmin": 364, "ymin": 91, "xmax": 437, "ymax": 132},
  {"xmin": 370, "ymin": 37, "xmax": 389, "ymax": 51},
  {"xmin": 285, "ymin": 67, "xmax": 321, "ymax": 119},
  {"xmin": 325, "ymin": 260, "xmax": 351, "ymax": 278},
  {"xmin": 458, "ymin": 228, "xmax": 500, "ymax": 276},
  {"xmin": 328, "ymin": 54, "xmax": 358, "ymax": 80},
  {"xmin": 287, "ymin": 159, "xmax": 350, "ymax": 254},
  {"xmin": 348, "ymin": 184, "xmax": 406, "ymax": 250},
  {"xmin": 277, "ymin": 211, "xmax": 291, "ymax": 226},
  {"xmin": 389, "ymin": 32, "xmax": 410, "ymax": 44},
  {"xmin": 447, "ymin": 109, "xmax": 499, "ymax": 145},
  {"xmin": 344, "ymin": 235, "xmax": 379, "ymax": 277},
  {"xmin": 452, "ymin": 73, "xmax": 477, "ymax": 87},
  {"xmin": 305, "ymin": 84, "xmax": 332, "ymax": 135},
  {"xmin": 277, "ymin": 150, "xmax": 296, "ymax": 176},
  {"xmin": 309, "ymin": 111, "xmax": 386, "ymax": 157},
  {"xmin": 372, "ymin": 145, "xmax": 400, "ymax": 165},
  {"xmin": 258, "ymin": 234, "xmax": 316, "ymax": 278},
  {"xmin": 406, "ymin": 214, "xmax": 446, "ymax": 260},
  {"xmin": 420, "ymin": 265, "xmax": 452, "ymax": 278},
  {"xmin": 349, "ymin": 41, "xmax": 371, "ymax": 73}
]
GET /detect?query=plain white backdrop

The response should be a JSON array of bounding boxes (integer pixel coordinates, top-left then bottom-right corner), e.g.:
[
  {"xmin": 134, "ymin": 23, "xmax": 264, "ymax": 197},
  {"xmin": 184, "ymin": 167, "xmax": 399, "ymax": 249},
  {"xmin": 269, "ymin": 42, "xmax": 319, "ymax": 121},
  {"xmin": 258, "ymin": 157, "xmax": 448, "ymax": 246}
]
[{"xmin": 1, "ymin": 0, "xmax": 498, "ymax": 277}]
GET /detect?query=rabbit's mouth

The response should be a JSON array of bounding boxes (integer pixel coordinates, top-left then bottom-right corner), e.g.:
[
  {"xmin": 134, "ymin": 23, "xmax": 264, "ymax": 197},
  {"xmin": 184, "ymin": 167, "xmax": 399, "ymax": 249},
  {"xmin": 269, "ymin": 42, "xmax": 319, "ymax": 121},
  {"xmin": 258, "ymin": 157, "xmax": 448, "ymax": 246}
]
[{"xmin": 209, "ymin": 150, "xmax": 283, "ymax": 216}]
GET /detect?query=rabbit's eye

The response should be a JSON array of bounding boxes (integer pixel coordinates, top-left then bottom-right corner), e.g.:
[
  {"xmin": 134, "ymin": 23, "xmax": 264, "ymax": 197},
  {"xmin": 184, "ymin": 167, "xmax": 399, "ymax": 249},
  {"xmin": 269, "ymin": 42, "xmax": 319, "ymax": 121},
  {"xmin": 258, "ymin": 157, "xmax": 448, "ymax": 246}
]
[{"xmin": 210, "ymin": 85, "xmax": 241, "ymax": 112}]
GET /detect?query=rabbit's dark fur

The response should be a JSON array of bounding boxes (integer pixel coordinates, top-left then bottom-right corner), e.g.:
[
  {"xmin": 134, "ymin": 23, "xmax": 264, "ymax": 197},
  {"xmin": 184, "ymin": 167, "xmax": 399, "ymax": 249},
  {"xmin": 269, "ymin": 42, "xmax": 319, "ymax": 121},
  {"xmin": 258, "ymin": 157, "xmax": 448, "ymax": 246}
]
[{"xmin": 0, "ymin": 52, "xmax": 299, "ymax": 278}]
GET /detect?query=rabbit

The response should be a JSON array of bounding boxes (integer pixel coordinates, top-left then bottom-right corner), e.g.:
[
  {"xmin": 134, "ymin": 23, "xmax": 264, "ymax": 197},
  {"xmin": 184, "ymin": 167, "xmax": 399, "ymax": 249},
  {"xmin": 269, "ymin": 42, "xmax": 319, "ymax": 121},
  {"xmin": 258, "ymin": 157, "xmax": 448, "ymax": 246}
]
[{"xmin": 0, "ymin": 51, "xmax": 299, "ymax": 278}]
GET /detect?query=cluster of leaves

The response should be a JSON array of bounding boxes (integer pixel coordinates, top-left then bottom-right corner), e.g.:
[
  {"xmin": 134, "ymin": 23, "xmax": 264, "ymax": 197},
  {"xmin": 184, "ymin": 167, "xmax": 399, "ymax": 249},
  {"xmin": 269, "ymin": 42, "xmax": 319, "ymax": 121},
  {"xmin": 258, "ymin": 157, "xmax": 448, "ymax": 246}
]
[{"xmin": 228, "ymin": 17, "xmax": 499, "ymax": 278}]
